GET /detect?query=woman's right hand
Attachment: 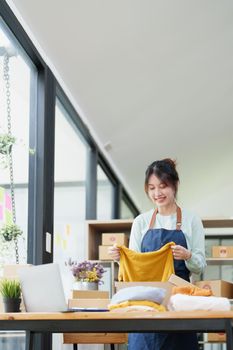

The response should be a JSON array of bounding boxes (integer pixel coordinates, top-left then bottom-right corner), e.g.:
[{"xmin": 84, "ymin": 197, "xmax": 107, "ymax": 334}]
[{"xmin": 108, "ymin": 244, "xmax": 120, "ymax": 261}]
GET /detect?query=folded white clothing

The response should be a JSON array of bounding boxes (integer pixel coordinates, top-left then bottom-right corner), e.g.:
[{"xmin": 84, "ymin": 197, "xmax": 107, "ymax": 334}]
[
  {"xmin": 168, "ymin": 294, "xmax": 231, "ymax": 311},
  {"xmin": 110, "ymin": 286, "xmax": 166, "ymax": 305}
]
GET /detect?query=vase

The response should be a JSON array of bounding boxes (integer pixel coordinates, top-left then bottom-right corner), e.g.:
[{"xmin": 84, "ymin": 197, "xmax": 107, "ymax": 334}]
[
  {"xmin": 73, "ymin": 281, "xmax": 98, "ymax": 291},
  {"xmin": 3, "ymin": 297, "xmax": 21, "ymax": 312}
]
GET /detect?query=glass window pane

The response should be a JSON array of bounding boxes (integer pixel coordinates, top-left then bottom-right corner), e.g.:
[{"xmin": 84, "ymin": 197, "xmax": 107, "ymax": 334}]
[
  {"xmin": 53, "ymin": 99, "xmax": 87, "ymax": 297},
  {"xmin": 0, "ymin": 19, "xmax": 36, "ymax": 270},
  {"xmin": 97, "ymin": 165, "xmax": 113, "ymax": 220},
  {"xmin": 121, "ymin": 198, "xmax": 135, "ymax": 219}
]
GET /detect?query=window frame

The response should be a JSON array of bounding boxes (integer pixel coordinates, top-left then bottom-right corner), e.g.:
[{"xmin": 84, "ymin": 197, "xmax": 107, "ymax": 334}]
[
  {"xmin": 0, "ymin": 0, "xmax": 140, "ymax": 263},
  {"xmin": 0, "ymin": 2, "xmax": 140, "ymax": 349}
]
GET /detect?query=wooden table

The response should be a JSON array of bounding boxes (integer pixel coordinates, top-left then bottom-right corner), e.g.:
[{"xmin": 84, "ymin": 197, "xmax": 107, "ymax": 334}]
[{"xmin": 0, "ymin": 310, "xmax": 233, "ymax": 350}]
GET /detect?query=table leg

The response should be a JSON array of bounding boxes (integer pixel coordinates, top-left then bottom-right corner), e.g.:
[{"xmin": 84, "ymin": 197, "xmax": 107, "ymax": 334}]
[
  {"xmin": 225, "ymin": 319, "xmax": 233, "ymax": 350},
  {"xmin": 26, "ymin": 331, "xmax": 34, "ymax": 350}
]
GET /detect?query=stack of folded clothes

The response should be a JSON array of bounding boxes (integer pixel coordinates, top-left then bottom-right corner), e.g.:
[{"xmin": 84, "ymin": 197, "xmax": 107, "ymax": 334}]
[
  {"xmin": 171, "ymin": 285, "xmax": 213, "ymax": 296},
  {"xmin": 108, "ymin": 286, "xmax": 167, "ymax": 312},
  {"xmin": 168, "ymin": 285, "xmax": 231, "ymax": 311}
]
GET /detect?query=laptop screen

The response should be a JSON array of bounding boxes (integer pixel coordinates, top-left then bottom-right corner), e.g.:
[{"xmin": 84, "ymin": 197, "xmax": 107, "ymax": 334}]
[{"xmin": 18, "ymin": 263, "xmax": 68, "ymax": 312}]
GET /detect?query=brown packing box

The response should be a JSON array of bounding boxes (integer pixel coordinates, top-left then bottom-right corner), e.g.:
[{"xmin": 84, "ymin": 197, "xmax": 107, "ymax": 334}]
[
  {"xmin": 72, "ymin": 290, "xmax": 109, "ymax": 299},
  {"xmin": 168, "ymin": 273, "xmax": 195, "ymax": 287},
  {"xmin": 102, "ymin": 233, "xmax": 129, "ymax": 246},
  {"xmin": 207, "ymin": 332, "xmax": 226, "ymax": 343},
  {"xmin": 1, "ymin": 264, "xmax": 32, "ymax": 312},
  {"xmin": 0, "ymin": 278, "xmax": 4, "ymax": 312},
  {"xmin": 115, "ymin": 281, "xmax": 172, "ymax": 306},
  {"xmin": 99, "ymin": 245, "xmax": 113, "ymax": 260},
  {"xmin": 203, "ymin": 279, "xmax": 233, "ymax": 343},
  {"xmin": 195, "ymin": 280, "xmax": 233, "ymax": 298},
  {"xmin": 212, "ymin": 246, "xmax": 233, "ymax": 258},
  {"xmin": 115, "ymin": 273, "xmax": 194, "ymax": 306},
  {"xmin": 0, "ymin": 298, "xmax": 3, "ymax": 312},
  {"xmin": 3, "ymin": 264, "xmax": 32, "ymax": 278},
  {"xmin": 69, "ymin": 298, "xmax": 110, "ymax": 308},
  {"xmin": 63, "ymin": 333, "xmax": 127, "ymax": 344},
  {"xmin": 65, "ymin": 297, "xmax": 127, "ymax": 345}
]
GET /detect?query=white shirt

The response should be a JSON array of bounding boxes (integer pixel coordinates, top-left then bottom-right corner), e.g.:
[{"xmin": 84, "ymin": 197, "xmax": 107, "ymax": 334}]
[{"xmin": 129, "ymin": 208, "xmax": 206, "ymax": 275}]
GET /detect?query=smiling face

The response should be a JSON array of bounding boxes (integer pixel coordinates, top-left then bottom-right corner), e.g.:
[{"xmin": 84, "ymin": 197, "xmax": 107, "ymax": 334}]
[{"xmin": 146, "ymin": 174, "xmax": 176, "ymax": 208}]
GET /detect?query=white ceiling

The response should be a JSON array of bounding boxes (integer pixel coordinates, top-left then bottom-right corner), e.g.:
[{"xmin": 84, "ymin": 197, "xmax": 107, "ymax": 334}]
[{"xmin": 6, "ymin": 0, "xmax": 233, "ymax": 215}]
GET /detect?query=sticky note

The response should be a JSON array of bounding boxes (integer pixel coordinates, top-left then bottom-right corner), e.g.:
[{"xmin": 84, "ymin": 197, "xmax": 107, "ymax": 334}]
[
  {"xmin": 54, "ymin": 233, "xmax": 61, "ymax": 246},
  {"xmin": 5, "ymin": 193, "xmax": 12, "ymax": 211},
  {"xmin": 66, "ymin": 224, "xmax": 71, "ymax": 236},
  {"xmin": 62, "ymin": 239, "xmax": 67, "ymax": 250},
  {"xmin": 0, "ymin": 187, "xmax": 4, "ymax": 203},
  {"xmin": 0, "ymin": 205, "xmax": 3, "ymax": 220},
  {"xmin": 5, "ymin": 210, "xmax": 13, "ymax": 225}
]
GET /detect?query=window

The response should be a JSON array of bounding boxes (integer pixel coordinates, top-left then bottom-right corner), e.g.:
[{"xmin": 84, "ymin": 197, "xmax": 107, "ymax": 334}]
[
  {"xmin": 0, "ymin": 19, "xmax": 36, "ymax": 270},
  {"xmin": 0, "ymin": 4, "xmax": 139, "ymax": 350},
  {"xmin": 121, "ymin": 198, "xmax": 135, "ymax": 219},
  {"xmin": 53, "ymin": 99, "xmax": 88, "ymax": 296},
  {"xmin": 120, "ymin": 189, "xmax": 139, "ymax": 219},
  {"xmin": 97, "ymin": 165, "xmax": 114, "ymax": 220}
]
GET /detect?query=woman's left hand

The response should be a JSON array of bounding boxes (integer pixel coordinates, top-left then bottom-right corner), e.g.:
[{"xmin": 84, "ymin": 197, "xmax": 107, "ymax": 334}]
[{"xmin": 171, "ymin": 245, "xmax": 192, "ymax": 261}]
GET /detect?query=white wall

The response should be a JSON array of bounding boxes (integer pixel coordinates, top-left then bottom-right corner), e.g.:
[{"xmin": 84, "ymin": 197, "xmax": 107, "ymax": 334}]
[{"xmin": 178, "ymin": 152, "xmax": 233, "ymax": 217}]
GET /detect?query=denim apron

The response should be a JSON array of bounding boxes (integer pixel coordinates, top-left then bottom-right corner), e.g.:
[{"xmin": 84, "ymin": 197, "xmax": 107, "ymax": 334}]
[{"xmin": 128, "ymin": 207, "xmax": 198, "ymax": 350}]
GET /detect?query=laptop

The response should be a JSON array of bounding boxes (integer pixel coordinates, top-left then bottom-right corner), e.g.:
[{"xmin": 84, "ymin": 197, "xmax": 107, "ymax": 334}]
[{"xmin": 18, "ymin": 263, "xmax": 108, "ymax": 312}]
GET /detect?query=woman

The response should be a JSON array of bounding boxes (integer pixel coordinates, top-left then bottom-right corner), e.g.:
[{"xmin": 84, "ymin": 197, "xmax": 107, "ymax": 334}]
[{"xmin": 109, "ymin": 158, "xmax": 206, "ymax": 350}]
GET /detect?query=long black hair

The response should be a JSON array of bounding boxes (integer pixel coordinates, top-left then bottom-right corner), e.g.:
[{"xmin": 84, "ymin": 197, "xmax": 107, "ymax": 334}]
[{"xmin": 144, "ymin": 158, "xmax": 179, "ymax": 196}]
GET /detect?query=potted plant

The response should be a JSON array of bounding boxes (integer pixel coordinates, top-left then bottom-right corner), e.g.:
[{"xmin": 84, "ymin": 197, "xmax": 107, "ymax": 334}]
[
  {"xmin": 0, "ymin": 224, "xmax": 23, "ymax": 242},
  {"xmin": 68, "ymin": 260, "xmax": 106, "ymax": 290},
  {"xmin": 0, "ymin": 133, "xmax": 16, "ymax": 155},
  {"xmin": 0, "ymin": 278, "xmax": 21, "ymax": 312}
]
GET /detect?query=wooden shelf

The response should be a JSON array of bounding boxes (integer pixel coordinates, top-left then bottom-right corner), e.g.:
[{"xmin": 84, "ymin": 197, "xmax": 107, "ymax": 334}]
[
  {"xmin": 86, "ymin": 218, "xmax": 233, "ymax": 261},
  {"xmin": 202, "ymin": 218, "xmax": 233, "ymax": 228},
  {"xmin": 206, "ymin": 258, "xmax": 233, "ymax": 265},
  {"xmin": 86, "ymin": 220, "xmax": 133, "ymax": 295},
  {"xmin": 86, "ymin": 219, "xmax": 133, "ymax": 260}
]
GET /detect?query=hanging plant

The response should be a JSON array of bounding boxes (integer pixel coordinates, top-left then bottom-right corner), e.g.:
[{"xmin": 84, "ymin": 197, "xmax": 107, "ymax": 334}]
[
  {"xmin": 0, "ymin": 133, "xmax": 16, "ymax": 155},
  {"xmin": 0, "ymin": 132, "xmax": 35, "ymax": 169},
  {"xmin": 0, "ymin": 224, "xmax": 23, "ymax": 242}
]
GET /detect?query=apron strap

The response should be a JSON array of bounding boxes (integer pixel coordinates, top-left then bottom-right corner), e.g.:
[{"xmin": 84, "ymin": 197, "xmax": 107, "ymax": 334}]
[
  {"xmin": 148, "ymin": 208, "xmax": 158, "ymax": 229},
  {"xmin": 149, "ymin": 205, "xmax": 182, "ymax": 231},
  {"xmin": 176, "ymin": 206, "xmax": 182, "ymax": 230}
]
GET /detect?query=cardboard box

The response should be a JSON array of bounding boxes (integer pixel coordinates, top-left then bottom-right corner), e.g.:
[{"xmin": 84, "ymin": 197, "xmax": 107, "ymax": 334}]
[
  {"xmin": 63, "ymin": 333, "xmax": 127, "ymax": 344},
  {"xmin": 195, "ymin": 280, "xmax": 233, "ymax": 298},
  {"xmin": 115, "ymin": 274, "xmax": 193, "ymax": 306},
  {"xmin": 72, "ymin": 290, "xmax": 109, "ymax": 299},
  {"xmin": 65, "ymin": 297, "xmax": 127, "ymax": 345},
  {"xmin": 115, "ymin": 281, "xmax": 172, "ymax": 306},
  {"xmin": 0, "ymin": 277, "xmax": 4, "ymax": 312},
  {"xmin": 212, "ymin": 246, "xmax": 233, "ymax": 258},
  {"xmin": 99, "ymin": 245, "xmax": 113, "ymax": 260},
  {"xmin": 69, "ymin": 298, "xmax": 110, "ymax": 308},
  {"xmin": 102, "ymin": 233, "xmax": 128, "ymax": 246},
  {"xmin": 208, "ymin": 332, "xmax": 226, "ymax": 342},
  {"xmin": 3, "ymin": 264, "xmax": 32, "ymax": 278},
  {"xmin": 0, "ymin": 296, "xmax": 3, "ymax": 313},
  {"xmin": 168, "ymin": 274, "xmax": 195, "ymax": 287}
]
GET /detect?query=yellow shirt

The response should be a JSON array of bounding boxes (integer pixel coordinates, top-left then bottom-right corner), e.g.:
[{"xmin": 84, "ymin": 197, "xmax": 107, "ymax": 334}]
[
  {"xmin": 118, "ymin": 242, "xmax": 175, "ymax": 282},
  {"xmin": 109, "ymin": 300, "xmax": 166, "ymax": 312}
]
